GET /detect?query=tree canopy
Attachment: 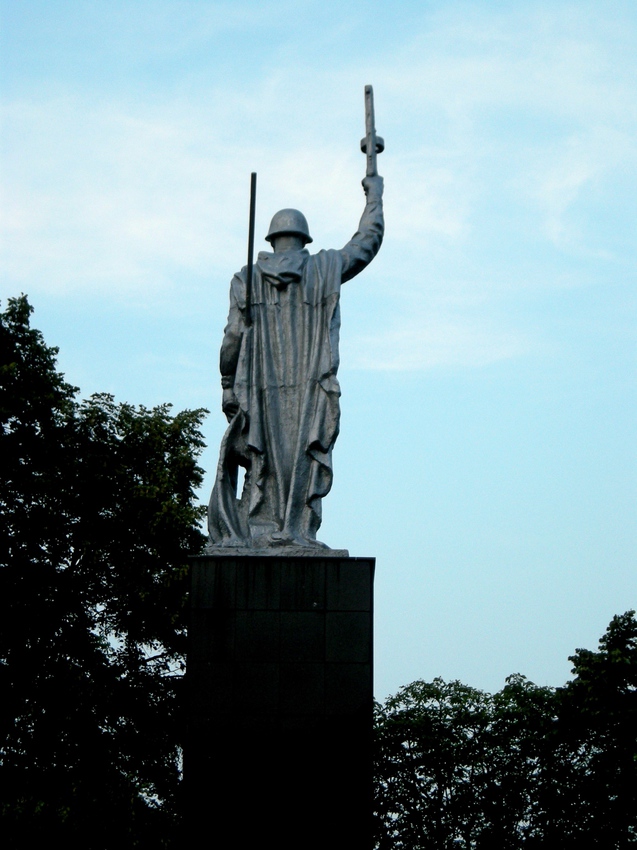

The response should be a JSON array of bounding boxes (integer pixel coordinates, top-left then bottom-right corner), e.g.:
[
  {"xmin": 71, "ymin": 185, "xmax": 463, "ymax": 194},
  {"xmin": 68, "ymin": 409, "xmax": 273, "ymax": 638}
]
[
  {"xmin": 374, "ymin": 611, "xmax": 637, "ymax": 849},
  {"xmin": 3, "ymin": 296, "xmax": 636, "ymax": 849},
  {"xmin": 0, "ymin": 296, "xmax": 207, "ymax": 848}
]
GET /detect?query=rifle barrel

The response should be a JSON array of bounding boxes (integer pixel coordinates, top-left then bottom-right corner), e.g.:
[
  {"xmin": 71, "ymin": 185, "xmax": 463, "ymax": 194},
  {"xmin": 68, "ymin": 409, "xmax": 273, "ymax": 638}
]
[{"xmin": 245, "ymin": 172, "xmax": 257, "ymax": 327}]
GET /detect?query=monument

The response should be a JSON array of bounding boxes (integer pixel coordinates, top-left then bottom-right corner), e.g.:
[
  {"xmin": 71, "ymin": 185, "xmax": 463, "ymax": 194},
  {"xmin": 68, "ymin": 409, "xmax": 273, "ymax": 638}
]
[{"xmin": 188, "ymin": 86, "xmax": 384, "ymax": 848}]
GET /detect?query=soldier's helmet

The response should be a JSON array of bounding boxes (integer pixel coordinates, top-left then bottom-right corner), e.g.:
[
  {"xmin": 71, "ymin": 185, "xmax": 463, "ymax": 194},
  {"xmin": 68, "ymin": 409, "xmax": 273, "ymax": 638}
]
[{"xmin": 265, "ymin": 209, "xmax": 313, "ymax": 245}]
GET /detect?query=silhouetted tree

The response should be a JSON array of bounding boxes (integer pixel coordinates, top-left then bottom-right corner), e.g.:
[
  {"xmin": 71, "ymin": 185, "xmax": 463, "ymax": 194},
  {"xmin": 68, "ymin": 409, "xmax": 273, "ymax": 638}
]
[
  {"xmin": 558, "ymin": 611, "xmax": 637, "ymax": 848},
  {"xmin": 374, "ymin": 612, "xmax": 637, "ymax": 848},
  {"xmin": 373, "ymin": 676, "xmax": 558, "ymax": 848},
  {"xmin": 5, "ymin": 298, "xmax": 636, "ymax": 849},
  {"xmin": 0, "ymin": 296, "xmax": 207, "ymax": 849}
]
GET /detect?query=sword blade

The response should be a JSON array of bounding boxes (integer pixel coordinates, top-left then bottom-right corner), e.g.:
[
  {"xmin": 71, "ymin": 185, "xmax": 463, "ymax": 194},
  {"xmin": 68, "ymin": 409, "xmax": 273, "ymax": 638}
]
[{"xmin": 364, "ymin": 84, "xmax": 377, "ymax": 177}]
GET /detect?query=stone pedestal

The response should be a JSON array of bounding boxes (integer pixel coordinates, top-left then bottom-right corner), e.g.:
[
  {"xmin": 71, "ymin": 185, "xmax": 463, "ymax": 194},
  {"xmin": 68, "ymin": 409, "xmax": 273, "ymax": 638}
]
[{"xmin": 186, "ymin": 555, "xmax": 374, "ymax": 849}]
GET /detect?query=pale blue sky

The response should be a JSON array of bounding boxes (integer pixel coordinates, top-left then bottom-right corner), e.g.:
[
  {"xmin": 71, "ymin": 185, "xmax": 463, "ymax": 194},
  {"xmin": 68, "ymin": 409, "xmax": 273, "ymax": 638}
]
[{"xmin": 2, "ymin": 0, "xmax": 635, "ymax": 698}]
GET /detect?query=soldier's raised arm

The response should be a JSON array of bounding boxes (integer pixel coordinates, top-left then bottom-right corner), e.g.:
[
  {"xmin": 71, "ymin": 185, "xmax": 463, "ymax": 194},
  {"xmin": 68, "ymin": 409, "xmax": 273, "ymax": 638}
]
[
  {"xmin": 340, "ymin": 176, "xmax": 384, "ymax": 282},
  {"xmin": 340, "ymin": 85, "xmax": 385, "ymax": 282}
]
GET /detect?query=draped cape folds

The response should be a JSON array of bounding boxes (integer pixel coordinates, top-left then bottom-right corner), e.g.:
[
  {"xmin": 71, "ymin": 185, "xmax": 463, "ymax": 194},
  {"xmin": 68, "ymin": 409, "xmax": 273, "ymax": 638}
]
[
  {"xmin": 207, "ymin": 182, "xmax": 384, "ymax": 551},
  {"xmin": 208, "ymin": 248, "xmax": 344, "ymax": 549}
]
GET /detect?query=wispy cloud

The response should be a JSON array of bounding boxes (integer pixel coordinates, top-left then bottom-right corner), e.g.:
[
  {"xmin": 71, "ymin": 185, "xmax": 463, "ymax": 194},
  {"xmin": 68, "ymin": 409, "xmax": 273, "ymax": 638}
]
[
  {"xmin": 521, "ymin": 126, "xmax": 637, "ymax": 251},
  {"xmin": 2, "ymin": 1, "xmax": 635, "ymax": 368},
  {"xmin": 347, "ymin": 320, "xmax": 531, "ymax": 371}
]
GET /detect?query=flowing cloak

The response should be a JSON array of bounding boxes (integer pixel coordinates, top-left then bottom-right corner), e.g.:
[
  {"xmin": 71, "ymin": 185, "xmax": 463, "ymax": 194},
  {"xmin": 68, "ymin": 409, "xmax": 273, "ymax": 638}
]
[{"xmin": 208, "ymin": 188, "xmax": 384, "ymax": 550}]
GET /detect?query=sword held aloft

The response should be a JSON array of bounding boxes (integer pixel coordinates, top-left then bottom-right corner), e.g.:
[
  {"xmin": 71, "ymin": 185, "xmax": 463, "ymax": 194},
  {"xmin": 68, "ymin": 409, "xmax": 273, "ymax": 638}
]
[{"xmin": 360, "ymin": 84, "xmax": 384, "ymax": 177}]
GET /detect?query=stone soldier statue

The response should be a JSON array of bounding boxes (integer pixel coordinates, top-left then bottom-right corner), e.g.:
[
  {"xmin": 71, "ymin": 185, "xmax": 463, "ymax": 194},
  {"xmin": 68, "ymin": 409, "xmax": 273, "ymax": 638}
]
[{"xmin": 208, "ymin": 87, "xmax": 384, "ymax": 552}]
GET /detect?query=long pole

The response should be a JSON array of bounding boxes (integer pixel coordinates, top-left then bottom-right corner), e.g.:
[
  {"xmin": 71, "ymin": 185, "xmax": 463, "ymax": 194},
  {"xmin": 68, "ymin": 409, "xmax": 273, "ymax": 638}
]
[{"xmin": 245, "ymin": 172, "xmax": 257, "ymax": 327}]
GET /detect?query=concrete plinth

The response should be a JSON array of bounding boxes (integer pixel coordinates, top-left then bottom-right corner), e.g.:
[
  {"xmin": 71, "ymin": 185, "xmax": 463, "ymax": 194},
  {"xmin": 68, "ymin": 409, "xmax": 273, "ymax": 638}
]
[{"xmin": 186, "ymin": 555, "xmax": 374, "ymax": 849}]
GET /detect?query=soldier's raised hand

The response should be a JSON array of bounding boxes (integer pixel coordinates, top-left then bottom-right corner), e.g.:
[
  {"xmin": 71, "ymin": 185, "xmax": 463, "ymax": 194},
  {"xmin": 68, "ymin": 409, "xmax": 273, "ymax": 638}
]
[{"xmin": 362, "ymin": 174, "xmax": 384, "ymax": 198}]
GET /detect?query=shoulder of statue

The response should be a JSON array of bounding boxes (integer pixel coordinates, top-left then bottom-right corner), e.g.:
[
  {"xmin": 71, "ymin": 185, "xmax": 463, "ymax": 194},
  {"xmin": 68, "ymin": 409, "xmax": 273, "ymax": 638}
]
[
  {"xmin": 315, "ymin": 248, "xmax": 344, "ymax": 272},
  {"xmin": 310, "ymin": 248, "xmax": 339, "ymax": 265}
]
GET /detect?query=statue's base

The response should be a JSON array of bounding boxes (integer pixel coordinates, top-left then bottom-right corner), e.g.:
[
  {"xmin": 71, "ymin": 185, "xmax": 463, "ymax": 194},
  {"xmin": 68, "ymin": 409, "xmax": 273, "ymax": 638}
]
[
  {"xmin": 186, "ymin": 554, "xmax": 374, "ymax": 849},
  {"xmin": 204, "ymin": 544, "xmax": 350, "ymax": 557}
]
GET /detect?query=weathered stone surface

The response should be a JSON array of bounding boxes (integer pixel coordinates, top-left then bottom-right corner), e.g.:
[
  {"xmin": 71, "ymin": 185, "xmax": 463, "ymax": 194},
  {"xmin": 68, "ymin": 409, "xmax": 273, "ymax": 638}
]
[{"xmin": 207, "ymin": 172, "xmax": 384, "ymax": 552}]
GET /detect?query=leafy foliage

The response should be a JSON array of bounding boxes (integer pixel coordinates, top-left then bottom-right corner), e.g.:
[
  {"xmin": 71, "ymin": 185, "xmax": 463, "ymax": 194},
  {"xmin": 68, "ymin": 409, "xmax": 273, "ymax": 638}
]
[
  {"xmin": 373, "ymin": 676, "xmax": 557, "ymax": 848},
  {"xmin": 374, "ymin": 613, "xmax": 637, "ymax": 848},
  {"xmin": 0, "ymin": 296, "xmax": 207, "ymax": 848},
  {"xmin": 560, "ymin": 612, "xmax": 637, "ymax": 847},
  {"xmin": 3, "ymin": 297, "xmax": 636, "ymax": 849}
]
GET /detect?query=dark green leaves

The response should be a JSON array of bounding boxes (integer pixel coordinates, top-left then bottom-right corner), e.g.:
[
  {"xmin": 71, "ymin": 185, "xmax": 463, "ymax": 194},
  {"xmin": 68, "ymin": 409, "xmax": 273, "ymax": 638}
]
[
  {"xmin": 0, "ymin": 296, "xmax": 207, "ymax": 848},
  {"xmin": 374, "ymin": 614, "xmax": 637, "ymax": 849}
]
